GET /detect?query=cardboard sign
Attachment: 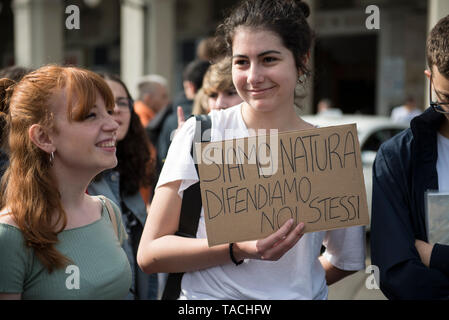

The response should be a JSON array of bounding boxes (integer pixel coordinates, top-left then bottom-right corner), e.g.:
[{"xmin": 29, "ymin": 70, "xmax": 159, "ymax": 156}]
[{"xmin": 194, "ymin": 124, "xmax": 369, "ymax": 247}]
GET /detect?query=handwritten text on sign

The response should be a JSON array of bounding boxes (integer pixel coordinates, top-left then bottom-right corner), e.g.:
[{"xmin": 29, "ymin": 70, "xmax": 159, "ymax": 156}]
[{"xmin": 195, "ymin": 124, "xmax": 369, "ymax": 247}]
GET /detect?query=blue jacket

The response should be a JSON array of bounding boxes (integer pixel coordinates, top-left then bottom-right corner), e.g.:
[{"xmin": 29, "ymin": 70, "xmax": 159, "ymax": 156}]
[{"xmin": 371, "ymin": 107, "xmax": 449, "ymax": 299}]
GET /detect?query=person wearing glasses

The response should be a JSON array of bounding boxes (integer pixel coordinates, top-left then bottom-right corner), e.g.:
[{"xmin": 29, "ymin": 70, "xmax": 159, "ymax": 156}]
[
  {"xmin": 371, "ymin": 15, "xmax": 449, "ymax": 299},
  {"xmin": 87, "ymin": 73, "xmax": 156, "ymax": 299}
]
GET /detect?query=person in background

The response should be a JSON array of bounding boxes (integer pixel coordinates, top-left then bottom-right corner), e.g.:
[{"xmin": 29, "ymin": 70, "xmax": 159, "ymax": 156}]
[
  {"xmin": 156, "ymin": 59, "xmax": 210, "ymax": 168},
  {"xmin": 134, "ymin": 74, "xmax": 169, "ymax": 128},
  {"xmin": 317, "ymin": 98, "xmax": 342, "ymax": 116},
  {"xmin": 192, "ymin": 57, "xmax": 243, "ymax": 115},
  {"xmin": 137, "ymin": 0, "xmax": 365, "ymax": 300},
  {"xmin": 371, "ymin": 14, "xmax": 449, "ymax": 299},
  {"xmin": 88, "ymin": 73, "xmax": 156, "ymax": 300},
  {"xmin": 390, "ymin": 95, "xmax": 422, "ymax": 124},
  {"xmin": 0, "ymin": 65, "xmax": 131, "ymax": 299}
]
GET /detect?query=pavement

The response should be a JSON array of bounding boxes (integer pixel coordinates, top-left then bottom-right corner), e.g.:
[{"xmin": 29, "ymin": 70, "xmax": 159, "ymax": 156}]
[{"xmin": 327, "ymin": 233, "xmax": 387, "ymax": 300}]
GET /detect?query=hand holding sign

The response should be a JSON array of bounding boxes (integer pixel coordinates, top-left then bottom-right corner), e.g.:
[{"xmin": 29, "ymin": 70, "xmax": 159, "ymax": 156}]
[{"xmin": 233, "ymin": 219, "xmax": 305, "ymax": 261}]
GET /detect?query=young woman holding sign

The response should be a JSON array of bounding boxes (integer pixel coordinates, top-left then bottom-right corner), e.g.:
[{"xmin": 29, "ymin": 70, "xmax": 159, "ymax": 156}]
[{"xmin": 138, "ymin": 0, "xmax": 365, "ymax": 299}]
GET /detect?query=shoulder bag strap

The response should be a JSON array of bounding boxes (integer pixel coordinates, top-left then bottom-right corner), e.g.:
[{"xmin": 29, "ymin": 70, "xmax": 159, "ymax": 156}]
[{"xmin": 162, "ymin": 114, "xmax": 212, "ymax": 300}]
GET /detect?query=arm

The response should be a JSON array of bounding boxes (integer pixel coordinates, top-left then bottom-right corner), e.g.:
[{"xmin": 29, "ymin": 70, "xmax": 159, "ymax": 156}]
[
  {"xmin": 137, "ymin": 180, "xmax": 305, "ymax": 274},
  {"xmin": 319, "ymin": 256, "xmax": 356, "ymax": 285},
  {"xmin": 371, "ymin": 146, "xmax": 449, "ymax": 299}
]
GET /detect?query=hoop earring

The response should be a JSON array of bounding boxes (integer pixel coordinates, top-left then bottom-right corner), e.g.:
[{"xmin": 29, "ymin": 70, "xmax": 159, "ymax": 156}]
[{"xmin": 49, "ymin": 151, "xmax": 54, "ymax": 166}]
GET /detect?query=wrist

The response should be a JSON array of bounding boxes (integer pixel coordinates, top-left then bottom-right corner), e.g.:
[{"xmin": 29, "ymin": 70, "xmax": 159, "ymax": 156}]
[{"xmin": 229, "ymin": 243, "xmax": 245, "ymax": 265}]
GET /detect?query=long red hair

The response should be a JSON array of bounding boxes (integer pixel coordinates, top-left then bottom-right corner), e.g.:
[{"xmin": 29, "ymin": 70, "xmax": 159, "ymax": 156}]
[{"xmin": 0, "ymin": 65, "xmax": 114, "ymax": 272}]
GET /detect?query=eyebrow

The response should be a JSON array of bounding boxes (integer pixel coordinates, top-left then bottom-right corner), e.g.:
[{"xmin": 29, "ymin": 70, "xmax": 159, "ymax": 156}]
[{"xmin": 232, "ymin": 50, "xmax": 282, "ymax": 59}]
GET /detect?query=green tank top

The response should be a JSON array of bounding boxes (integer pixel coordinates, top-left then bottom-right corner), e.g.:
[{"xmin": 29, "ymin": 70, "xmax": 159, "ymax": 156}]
[{"xmin": 0, "ymin": 197, "xmax": 132, "ymax": 299}]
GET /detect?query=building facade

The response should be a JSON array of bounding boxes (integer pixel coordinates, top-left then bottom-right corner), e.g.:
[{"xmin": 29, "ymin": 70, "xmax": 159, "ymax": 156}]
[{"xmin": 0, "ymin": 0, "xmax": 448, "ymax": 115}]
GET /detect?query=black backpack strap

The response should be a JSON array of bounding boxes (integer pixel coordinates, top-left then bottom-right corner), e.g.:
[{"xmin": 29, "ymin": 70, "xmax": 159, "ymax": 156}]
[{"xmin": 162, "ymin": 114, "xmax": 211, "ymax": 300}]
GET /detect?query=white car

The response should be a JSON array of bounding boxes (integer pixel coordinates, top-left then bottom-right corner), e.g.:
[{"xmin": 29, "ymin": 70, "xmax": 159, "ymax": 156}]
[{"xmin": 301, "ymin": 114, "xmax": 409, "ymax": 229}]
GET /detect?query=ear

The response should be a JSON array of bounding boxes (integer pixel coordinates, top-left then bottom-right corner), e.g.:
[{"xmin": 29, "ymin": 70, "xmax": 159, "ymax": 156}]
[
  {"xmin": 424, "ymin": 69, "xmax": 431, "ymax": 80},
  {"xmin": 298, "ymin": 51, "xmax": 311, "ymax": 76},
  {"xmin": 28, "ymin": 124, "xmax": 55, "ymax": 154}
]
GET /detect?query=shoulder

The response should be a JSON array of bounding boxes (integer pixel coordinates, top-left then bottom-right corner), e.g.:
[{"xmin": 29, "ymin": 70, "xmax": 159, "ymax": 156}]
[
  {"xmin": 92, "ymin": 195, "xmax": 120, "ymax": 215},
  {"xmin": 209, "ymin": 104, "xmax": 244, "ymax": 132},
  {"xmin": 0, "ymin": 212, "xmax": 26, "ymax": 252},
  {"xmin": 378, "ymin": 128, "xmax": 413, "ymax": 159},
  {"xmin": 0, "ymin": 209, "xmax": 18, "ymax": 228},
  {"xmin": 374, "ymin": 128, "xmax": 413, "ymax": 176}
]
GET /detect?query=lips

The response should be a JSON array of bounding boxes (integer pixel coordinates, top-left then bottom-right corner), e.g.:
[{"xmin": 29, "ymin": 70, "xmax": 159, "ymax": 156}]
[
  {"xmin": 247, "ymin": 86, "xmax": 276, "ymax": 96},
  {"xmin": 96, "ymin": 139, "xmax": 116, "ymax": 149}
]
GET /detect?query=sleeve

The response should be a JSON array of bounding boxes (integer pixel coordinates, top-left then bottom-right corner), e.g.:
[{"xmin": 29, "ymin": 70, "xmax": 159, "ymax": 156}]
[
  {"xmin": 430, "ymin": 244, "xmax": 449, "ymax": 277},
  {"xmin": 0, "ymin": 225, "xmax": 27, "ymax": 293},
  {"xmin": 322, "ymin": 226, "xmax": 366, "ymax": 271},
  {"xmin": 371, "ymin": 145, "xmax": 449, "ymax": 299},
  {"xmin": 156, "ymin": 116, "xmax": 199, "ymax": 198},
  {"xmin": 107, "ymin": 198, "xmax": 128, "ymax": 245}
]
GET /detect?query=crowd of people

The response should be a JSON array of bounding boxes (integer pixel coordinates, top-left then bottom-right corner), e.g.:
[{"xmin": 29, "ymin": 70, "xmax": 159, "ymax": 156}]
[{"xmin": 0, "ymin": 0, "xmax": 448, "ymax": 300}]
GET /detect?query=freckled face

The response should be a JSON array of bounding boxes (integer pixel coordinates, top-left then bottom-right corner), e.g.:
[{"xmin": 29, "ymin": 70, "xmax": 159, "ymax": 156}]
[
  {"xmin": 231, "ymin": 27, "xmax": 300, "ymax": 114},
  {"xmin": 49, "ymin": 89, "xmax": 119, "ymax": 173}
]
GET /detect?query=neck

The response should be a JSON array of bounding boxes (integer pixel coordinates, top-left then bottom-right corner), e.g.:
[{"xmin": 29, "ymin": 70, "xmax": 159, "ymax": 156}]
[
  {"xmin": 241, "ymin": 102, "xmax": 303, "ymax": 132},
  {"xmin": 50, "ymin": 164, "xmax": 95, "ymax": 212}
]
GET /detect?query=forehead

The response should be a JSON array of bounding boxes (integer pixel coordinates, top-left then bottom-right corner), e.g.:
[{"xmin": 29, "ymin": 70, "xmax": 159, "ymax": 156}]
[
  {"xmin": 232, "ymin": 26, "xmax": 287, "ymax": 55},
  {"xmin": 105, "ymin": 79, "xmax": 127, "ymax": 97}
]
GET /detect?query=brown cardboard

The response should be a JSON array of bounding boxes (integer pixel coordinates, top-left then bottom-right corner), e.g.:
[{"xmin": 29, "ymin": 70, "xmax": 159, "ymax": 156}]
[{"xmin": 194, "ymin": 124, "xmax": 369, "ymax": 247}]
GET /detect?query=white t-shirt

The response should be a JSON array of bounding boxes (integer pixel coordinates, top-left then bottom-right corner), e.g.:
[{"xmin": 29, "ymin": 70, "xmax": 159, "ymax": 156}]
[
  {"xmin": 157, "ymin": 103, "xmax": 366, "ymax": 300},
  {"xmin": 437, "ymin": 133, "xmax": 449, "ymax": 192}
]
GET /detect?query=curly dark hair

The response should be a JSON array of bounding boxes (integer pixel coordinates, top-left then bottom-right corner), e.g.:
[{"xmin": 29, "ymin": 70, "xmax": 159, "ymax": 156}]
[
  {"xmin": 216, "ymin": 0, "xmax": 313, "ymax": 76},
  {"xmin": 427, "ymin": 15, "xmax": 449, "ymax": 78},
  {"xmin": 96, "ymin": 73, "xmax": 154, "ymax": 196}
]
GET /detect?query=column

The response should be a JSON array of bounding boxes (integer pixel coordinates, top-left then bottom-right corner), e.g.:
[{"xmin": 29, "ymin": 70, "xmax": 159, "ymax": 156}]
[
  {"xmin": 120, "ymin": 0, "xmax": 145, "ymax": 99},
  {"xmin": 12, "ymin": 0, "xmax": 64, "ymax": 68},
  {"xmin": 428, "ymin": 0, "xmax": 449, "ymax": 31},
  {"xmin": 146, "ymin": 0, "xmax": 175, "ymax": 95}
]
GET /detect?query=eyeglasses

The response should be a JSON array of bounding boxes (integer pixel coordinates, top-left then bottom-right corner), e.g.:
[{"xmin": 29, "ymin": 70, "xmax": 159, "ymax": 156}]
[
  {"xmin": 115, "ymin": 97, "xmax": 133, "ymax": 111},
  {"xmin": 429, "ymin": 74, "xmax": 449, "ymax": 114}
]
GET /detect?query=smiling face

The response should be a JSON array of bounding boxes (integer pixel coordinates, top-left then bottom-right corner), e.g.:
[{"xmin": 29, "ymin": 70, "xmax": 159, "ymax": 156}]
[
  {"xmin": 49, "ymin": 88, "xmax": 119, "ymax": 173},
  {"xmin": 231, "ymin": 27, "xmax": 300, "ymax": 114},
  {"xmin": 105, "ymin": 79, "xmax": 132, "ymax": 142}
]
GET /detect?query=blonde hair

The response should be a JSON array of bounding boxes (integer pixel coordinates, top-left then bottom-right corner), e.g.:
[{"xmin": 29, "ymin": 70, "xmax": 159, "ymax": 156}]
[
  {"xmin": 0, "ymin": 65, "xmax": 114, "ymax": 272},
  {"xmin": 192, "ymin": 57, "xmax": 234, "ymax": 115}
]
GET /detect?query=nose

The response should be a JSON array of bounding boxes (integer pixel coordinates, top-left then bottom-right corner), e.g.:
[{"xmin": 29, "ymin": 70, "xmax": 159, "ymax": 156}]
[
  {"xmin": 104, "ymin": 112, "xmax": 119, "ymax": 132},
  {"xmin": 247, "ymin": 64, "xmax": 263, "ymax": 86},
  {"xmin": 113, "ymin": 103, "xmax": 120, "ymax": 115}
]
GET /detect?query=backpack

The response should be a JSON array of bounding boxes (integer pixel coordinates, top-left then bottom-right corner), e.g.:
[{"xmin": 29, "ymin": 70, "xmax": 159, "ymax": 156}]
[{"xmin": 161, "ymin": 114, "xmax": 212, "ymax": 300}]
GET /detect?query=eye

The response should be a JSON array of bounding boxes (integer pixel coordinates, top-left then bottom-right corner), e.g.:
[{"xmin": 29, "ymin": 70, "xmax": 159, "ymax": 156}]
[
  {"xmin": 208, "ymin": 92, "xmax": 218, "ymax": 99},
  {"xmin": 233, "ymin": 58, "xmax": 248, "ymax": 66},
  {"xmin": 107, "ymin": 109, "xmax": 114, "ymax": 115},
  {"xmin": 85, "ymin": 112, "xmax": 96, "ymax": 120},
  {"xmin": 263, "ymin": 56, "xmax": 278, "ymax": 63}
]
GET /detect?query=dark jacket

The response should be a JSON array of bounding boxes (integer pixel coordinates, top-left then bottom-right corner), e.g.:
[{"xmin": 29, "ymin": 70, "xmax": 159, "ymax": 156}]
[{"xmin": 371, "ymin": 107, "xmax": 449, "ymax": 299}]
